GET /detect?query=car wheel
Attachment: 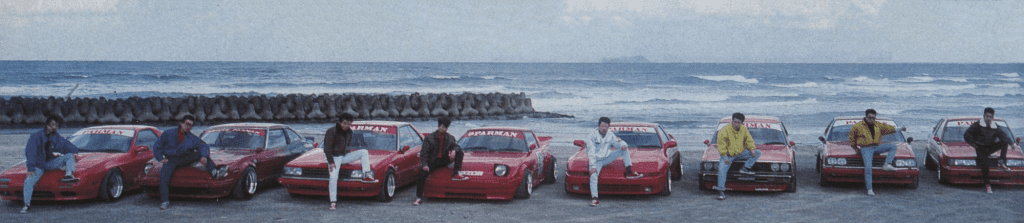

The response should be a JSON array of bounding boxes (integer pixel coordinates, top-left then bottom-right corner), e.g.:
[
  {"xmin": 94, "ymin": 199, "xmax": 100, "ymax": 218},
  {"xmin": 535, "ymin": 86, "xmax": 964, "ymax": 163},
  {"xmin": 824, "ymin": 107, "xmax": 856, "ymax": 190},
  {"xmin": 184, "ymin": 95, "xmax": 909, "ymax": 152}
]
[
  {"xmin": 515, "ymin": 172, "xmax": 532, "ymax": 199},
  {"xmin": 232, "ymin": 167, "xmax": 257, "ymax": 199},
  {"xmin": 671, "ymin": 157, "xmax": 683, "ymax": 181},
  {"xmin": 376, "ymin": 169, "xmax": 396, "ymax": 202},
  {"xmin": 819, "ymin": 170, "xmax": 831, "ymax": 187},
  {"xmin": 907, "ymin": 175, "xmax": 919, "ymax": 189},
  {"xmin": 99, "ymin": 169, "xmax": 124, "ymax": 202},
  {"xmin": 543, "ymin": 157, "xmax": 557, "ymax": 184},
  {"xmin": 660, "ymin": 168, "xmax": 672, "ymax": 196},
  {"xmin": 815, "ymin": 155, "xmax": 822, "ymax": 173},
  {"xmin": 698, "ymin": 178, "xmax": 710, "ymax": 191},
  {"xmin": 785, "ymin": 175, "xmax": 797, "ymax": 193},
  {"xmin": 925, "ymin": 151, "xmax": 937, "ymax": 171},
  {"xmin": 937, "ymin": 166, "xmax": 948, "ymax": 185}
]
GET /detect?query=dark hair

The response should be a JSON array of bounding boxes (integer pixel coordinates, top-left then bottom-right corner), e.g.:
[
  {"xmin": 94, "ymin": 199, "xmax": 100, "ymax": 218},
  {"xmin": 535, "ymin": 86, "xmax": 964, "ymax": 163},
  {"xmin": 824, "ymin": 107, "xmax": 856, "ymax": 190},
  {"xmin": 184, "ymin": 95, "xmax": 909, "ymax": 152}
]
[
  {"xmin": 438, "ymin": 116, "xmax": 452, "ymax": 128},
  {"xmin": 732, "ymin": 113, "xmax": 745, "ymax": 122},
  {"xmin": 45, "ymin": 115, "xmax": 62, "ymax": 126},
  {"xmin": 865, "ymin": 109, "xmax": 877, "ymax": 116},
  {"xmin": 339, "ymin": 113, "xmax": 354, "ymax": 122},
  {"xmin": 598, "ymin": 117, "xmax": 611, "ymax": 125},
  {"xmin": 182, "ymin": 114, "xmax": 195, "ymax": 123},
  {"xmin": 984, "ymin": 107, "xmax": 995, "ymax": 115}
]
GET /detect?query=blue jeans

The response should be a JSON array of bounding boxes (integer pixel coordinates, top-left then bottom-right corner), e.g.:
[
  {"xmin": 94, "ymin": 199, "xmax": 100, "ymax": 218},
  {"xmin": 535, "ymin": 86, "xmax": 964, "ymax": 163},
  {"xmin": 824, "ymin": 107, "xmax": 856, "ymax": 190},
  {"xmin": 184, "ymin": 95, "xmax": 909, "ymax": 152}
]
[
  {"xmin": 717, "ymin": 150, "xmax": 761, "ymax": 192},
  {"xmin": 329, "ymin": 149, "xmax": 370, "ymax": 202},
  {"xmin": 860, "ymin": 143, "xmax": 897, "ymax": 190},
  {"xmin": 23, "ymin": 155, "xmax": 76, "ymax": 206},
  {"xmin": 159, "ymin": 152, "xmax": 201, "ymax": 202},
  {"xmin": 590, "ymin": 149, "xmax": 633, "ymax": 198}
]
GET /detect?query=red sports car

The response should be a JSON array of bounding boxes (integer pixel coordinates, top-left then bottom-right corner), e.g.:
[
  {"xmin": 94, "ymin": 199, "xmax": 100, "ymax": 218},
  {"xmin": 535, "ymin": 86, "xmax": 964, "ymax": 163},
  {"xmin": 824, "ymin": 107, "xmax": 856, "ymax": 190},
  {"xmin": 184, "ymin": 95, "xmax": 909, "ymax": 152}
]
[
  {"xmin": 817, "ymin": 116, "xmax": 920, "ymax": 188},
  {"xmin": 698, "ymin": 116, "xmax": 797, "ymax": 192},
  {"xmin": 139, "ymin": 123, "xmax": 314, "ymax": 199},
  {"xmin": 421, "ymin": 127, "xmax": 556, "ymax": 200},
  {"xmin": 565, "ymin": 122, "xmax": 682, "ymax": 196},
  {"xmin": 279, "ymin": 121, "xmax": 424, "ymax": 202},
  {"xmin": 0, "ymin": 125, "xmax": 161, "ymax": 202},
  {"xmin": 925, "ymin": 117, "xmax": 1024, "ymax": 184}
]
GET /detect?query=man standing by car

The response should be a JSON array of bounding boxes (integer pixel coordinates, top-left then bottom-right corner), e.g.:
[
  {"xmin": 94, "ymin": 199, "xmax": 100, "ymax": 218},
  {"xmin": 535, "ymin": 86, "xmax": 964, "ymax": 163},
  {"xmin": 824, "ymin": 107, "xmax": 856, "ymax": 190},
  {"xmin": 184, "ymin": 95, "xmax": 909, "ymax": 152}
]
[
  {"xmin": 715, "ymin": 113, "xmax": 761, "ymax": 200},
  {"xmin": 849, "ymin": 109, "xmax": 904, "ymax": 196},
  {"xmin": 964, "ymin": 107, "xmax": 1021, "ymax": 193},
  {"xmin": 413, "ymin": 116, "xmax": 466, "ymax": 206},
  {"xmin": 324, "ymin": 113, "xmax": 374, "ymax": 210},
  {"xmin": 20, "ymin": 115, "xmax": 81, "ymax": 213},
  {"xmin": 152, "ymin": 115, "xmax": 214, "ymax": 210},
  {"xmin": 586, "ymin": 117, "xmax": 644, "ymax": 207}
]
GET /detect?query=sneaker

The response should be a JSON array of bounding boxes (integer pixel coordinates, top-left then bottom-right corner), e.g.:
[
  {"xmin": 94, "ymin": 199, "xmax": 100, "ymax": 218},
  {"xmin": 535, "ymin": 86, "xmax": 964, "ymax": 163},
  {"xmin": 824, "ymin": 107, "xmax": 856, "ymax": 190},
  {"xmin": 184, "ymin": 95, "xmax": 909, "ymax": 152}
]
[
  {"xmin": 361, "ymin": 176, "xmax": 378, "ymax": 183},
  {"xmin": 412, "ymin": 198, "xmax": 422, "ymax": 206},
  {"xmin": 329, "ymin": 202, "xmax": 337, "ymax": 210},
  {"xmin": 451, "ymin": 174, "xmax": 469, "ymax": 181},
  {"xmin": 866, "ymin": 190, "xmax": 875, "ymax": 196},
  {"xmin": 997, "ymin": 162, "xmax": 1010, "ymax": 171},
  {"xmin": 985, "ymin": 184, "xmax": 993, "ymax": 194},
  {"xmin": 716, "ymin": 191, "xmax": 726, "ymax": 200},
  {"xmin": 160, "ymin": 201, "xmax": 170, "ymax": 210},
  {"xmin": 624, "ymin": 172, "xmax": 645, "ymax": 179},
  {"xmin": 60, "ymin": 175, "xmax": 80, "ymax": 183},
  {"xmin": 737, "ymin": 168, "xmax": 755, "ymax": 175},
  {"xmin": 20, "ymin": 205, "xmax": 28, "ymax": 214},
  {"xmin": 590, "ymin": 199, "xmax": 599, "ymax": 207},
  {"xmin": 882, "ymin": 164, "xmax": 897, "ymax": 171}
]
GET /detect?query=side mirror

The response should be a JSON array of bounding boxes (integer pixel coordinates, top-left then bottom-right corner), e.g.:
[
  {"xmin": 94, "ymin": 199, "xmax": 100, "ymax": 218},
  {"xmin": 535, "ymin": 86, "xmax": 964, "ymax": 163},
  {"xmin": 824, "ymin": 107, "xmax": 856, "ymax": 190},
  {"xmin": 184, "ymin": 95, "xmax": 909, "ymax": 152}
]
[
  {"xmin": 669, "ymin": 134, "xmax": 675, "ymax": 140},
  {"xmin": 1016, "ymin": 137, "xmax": 1021, "ymax": 144},
  {"xmin": 134, "ymin": 145, "xmax": 150, "ymax": 154},
  {"xmin": 663, "ymin": 141, "xmax": 677, "ymax": 148},
  {"xmin": 818, "ymin": 136, "xmax": 826, "ymax": 144},
  {"xmin": 399, "ymin": 145, "xmax": 410, "ymax": 153},
  {"xmin": 529, "ymin": 144, "xmax": 537, "ymax": 150},
  {"xmin": 255, "ymin": 147, "xmax": 264, "ymax": 152},
  {"xmin": 789, "ymin": 141, "xmax": 796, "ymax": 146},
  {"xmin": 573, "ymin": 140, "xmax": 586, "ymax": 148},
  {"xmin": 313, "ymin": 142, "xmax": 320, "ymax": 148},
  {"xmin": 933, "ymin": 136, "xmax": 940, "ymax": 142},
  {"xmin": 703, "ymin": 139, "xmax": 710, "ymax": 145},
  {"xmin": 906, "ymin": 137, "xmax": 914, "ymax": 144}
]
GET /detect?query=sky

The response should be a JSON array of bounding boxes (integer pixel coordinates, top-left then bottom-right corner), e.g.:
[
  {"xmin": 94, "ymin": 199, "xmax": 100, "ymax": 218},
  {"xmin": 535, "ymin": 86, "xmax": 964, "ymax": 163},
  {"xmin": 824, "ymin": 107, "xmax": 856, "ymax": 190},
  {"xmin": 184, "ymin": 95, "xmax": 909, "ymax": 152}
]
[{"xmin": 1, "ymin": 0, "xmax": 1022, "ymax": 63}]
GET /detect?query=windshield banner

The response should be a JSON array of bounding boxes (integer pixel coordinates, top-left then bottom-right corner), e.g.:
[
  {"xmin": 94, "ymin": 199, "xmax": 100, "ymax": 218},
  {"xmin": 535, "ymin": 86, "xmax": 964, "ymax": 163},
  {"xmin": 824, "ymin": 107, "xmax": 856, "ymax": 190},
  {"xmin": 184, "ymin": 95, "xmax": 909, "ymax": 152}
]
[
  {"xmin": 951, "ymin": 120, "xmax": 1006, "ymax": 127},
  {"xmin": 352, "ymin": 125, "xmax": 396, "ymax": 134},
  {"xmin": 836, "ymin": 120, "xmax": 896, "ymax": 126},
  {"xmin": 206, "ymin": 128, "xmax": 266, "ymax": 136},
  {"xmin": 464, "ymin": 130, "xmax": 523, "ymax": 139},
  {"xmin": 76, "ymin": 129, "xmax": 135, "ymax": 137},
  {"xmin": 716, "ymin": 122, "xmax": 784, "ymax": 131},
  {"xmin": 609, "ymin": 126, "xmax": 655, "ymax": 133}
]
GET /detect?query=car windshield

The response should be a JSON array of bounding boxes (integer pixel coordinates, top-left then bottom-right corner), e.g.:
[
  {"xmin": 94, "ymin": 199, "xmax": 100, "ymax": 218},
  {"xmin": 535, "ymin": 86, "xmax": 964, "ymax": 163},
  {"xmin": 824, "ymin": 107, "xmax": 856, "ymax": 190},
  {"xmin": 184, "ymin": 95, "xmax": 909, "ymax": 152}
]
[
  {"xmin": 458, "ymin": 136, "xmax": 528, "ymax": 153},
  {"xmin": 69, "ymin": 133, "xmax": 132, "ymax": 153},
  {"xmin": 613, "ymin": 131, "xmax": 662, "ymax": 149},
  {"xmin": 942, "ymin": 121, "xmax": 1015, "ymax": 142},
  {"xmin": 202, "ymin": 131, "xmax": 266, "ymax": 150},
  {"xmin": 349, "ymin": 130, "xmax": 397, "ymax": 151},
  {"xmin": 826, "ymin": 125, "xmax": 906, "ymax": 143},
  {"xmin": 710, "ymin": 128, "xmax": 789, "ymax": 145}
]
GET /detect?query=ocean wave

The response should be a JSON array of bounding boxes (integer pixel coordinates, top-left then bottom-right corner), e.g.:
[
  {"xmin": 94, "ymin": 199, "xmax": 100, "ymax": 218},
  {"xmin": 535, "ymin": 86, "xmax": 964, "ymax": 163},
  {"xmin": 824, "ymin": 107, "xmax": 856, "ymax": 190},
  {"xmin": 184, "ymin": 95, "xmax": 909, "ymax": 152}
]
[
  {"xmin": 996, "ymin": 72, "xmax": 1019, "ymax": 78},
  {"xmin": 988, "ymin": 83, "xmax": 1021, "ymax": 88},
  {"xmin": 901, "ymin": 76, "xmax": 935, "ymax": 83},
  {"xmin": 431, "ymin": 75, "xmax": 461, "ymax": 80},
  {"xmin": 772, "ymin": 82, "xmax": 819, "ymax": 88},
  {"xmin": 693, "ymin": 75, "xmax": 758, "ymax": 84}
]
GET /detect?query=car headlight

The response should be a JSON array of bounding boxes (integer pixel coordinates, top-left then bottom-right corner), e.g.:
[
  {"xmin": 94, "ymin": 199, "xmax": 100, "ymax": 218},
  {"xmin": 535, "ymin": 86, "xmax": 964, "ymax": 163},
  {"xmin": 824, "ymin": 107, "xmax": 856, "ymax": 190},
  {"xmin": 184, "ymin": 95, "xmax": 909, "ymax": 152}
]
[
  {"xmin": 0, "ymin": 178, "xmax": 10, "ymax": 183},
  {"xmin": 284, "ymin": 167, "xmax": 302, "ymax": 176},
  {"xmin": 780, "ymin": 163, "xmax": 791, "ymax": 172},
  {"xmin": 826, "ymin": 157, "xmax": 847, "ymax": 165},
  {"xmin": 702, "ymin": 162, "xmax": 717, "ymax": 171},
  {"xmin": 1006, "ymin": 159, "xmax": 1024, "ymax": 167},
  {"xmin": 212, "ymin": 165, "xmax": 230, "ymax": 179},
  {"xmin": 770, "ymin": 163, "xmax": 780, "ymax": 172},
  {"xmin": 494, "ymin": 164, "xmax": 509, "ymax": 177},
  {"xmin": 949, "ymin": 159, "xmax": 976, "ymax": 166},
  {"xmin": 894, "ymin": 159, "xmax": 917, "ymax": 167},
  {"xmin": 350, "ymin": 170, "xmax": 373, "ymax": 179},
  {"xmin": 144, "ymin": 163, "xmax": 153, "ymax": 175}
]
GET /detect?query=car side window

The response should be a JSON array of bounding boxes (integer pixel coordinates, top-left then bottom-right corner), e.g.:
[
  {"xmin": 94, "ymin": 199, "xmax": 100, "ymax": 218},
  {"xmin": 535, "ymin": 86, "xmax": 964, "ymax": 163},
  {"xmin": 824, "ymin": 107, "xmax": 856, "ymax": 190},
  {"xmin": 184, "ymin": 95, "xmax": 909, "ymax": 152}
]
[
  {"xmin": 268, "ymin": 129, "xmax": 287, "ymax": 149},
  {"xmin": 523, "ymin": 131, "xmax": 537, "ymax": 149},
  {"xmin": 399, "ymin": 126, "xmax": 421, "ymax": 150},
  {"xmin": 656, "ymin": 126, "xmax": 668, "ymax": 144},
  {"xmin": 285, "ymin": 128, "xmax": 303, "ymax": 144},
  {"xmin": 136, "ymin": 130, "xmax": 158, "ymax": 148}
]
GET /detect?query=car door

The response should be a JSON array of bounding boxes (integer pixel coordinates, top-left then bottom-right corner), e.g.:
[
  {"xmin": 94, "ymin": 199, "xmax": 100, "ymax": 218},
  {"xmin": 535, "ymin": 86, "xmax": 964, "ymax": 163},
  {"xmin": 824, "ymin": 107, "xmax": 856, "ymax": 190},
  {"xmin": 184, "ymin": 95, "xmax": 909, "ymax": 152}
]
[
  {"xmin": 128, "ymin": 129, "xmax": 159, "ymax": 187},
  {"xmin": 396, "ymin": 125, "xmax": 423, "ymax": 183},
  {"xmin": 283, "ymin": 128, "xmax": 311, "ymax": 159},
  {"xmin": 258, "ymin": 128, "xmax": 289, "ymax": 180},
  {"xmin": 522, "ymin": 131, "xmax": 542, "ymax": 178}
]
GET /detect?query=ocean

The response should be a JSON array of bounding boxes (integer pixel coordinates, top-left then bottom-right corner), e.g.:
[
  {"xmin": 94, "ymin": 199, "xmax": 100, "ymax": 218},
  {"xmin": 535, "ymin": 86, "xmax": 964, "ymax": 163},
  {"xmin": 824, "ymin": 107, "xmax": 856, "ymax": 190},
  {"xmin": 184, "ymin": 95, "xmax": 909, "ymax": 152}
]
[{"xmin": 1, "ymin": 61, "xmax": 1021, "ymax": 150}]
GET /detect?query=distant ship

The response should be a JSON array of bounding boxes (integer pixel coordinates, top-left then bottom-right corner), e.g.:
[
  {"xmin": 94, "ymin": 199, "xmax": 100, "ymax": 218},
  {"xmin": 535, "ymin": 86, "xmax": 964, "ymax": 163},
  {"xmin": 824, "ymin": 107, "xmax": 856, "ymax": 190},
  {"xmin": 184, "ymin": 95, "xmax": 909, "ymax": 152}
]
[{"xmin": 601, "ymin": 56, "xmax": 650, "ymax": 63}]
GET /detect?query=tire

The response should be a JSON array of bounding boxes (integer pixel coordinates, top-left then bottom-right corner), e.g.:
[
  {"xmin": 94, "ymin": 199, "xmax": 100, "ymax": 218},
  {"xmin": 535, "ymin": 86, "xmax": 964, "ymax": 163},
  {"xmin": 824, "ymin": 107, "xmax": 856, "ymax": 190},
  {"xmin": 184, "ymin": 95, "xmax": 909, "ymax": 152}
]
[
  {"xmin": 376, "ymin": 169, "xmax": 396, "ymax": 202},
  {"xmin": 907, "ymin": 176, "xmax": 919, "ymax": 189},
  {"xmin": 99, "ymin": 169, "xmax": 124, "ymax": 202},
  {"xmin": 671, "ymin": 157, "xmax": 683, "ymax": 181},
  {"xmin": 815, "ymin": 155, "xmax": 822, "ymax": 173},
  {"xmin": 925, "ymin": 151, "xmax": 937, "ymax": 171},
  {"xmin": 543, "ymin": 157, "xmax": 557, "ymax": 184},
  {"xmin": 698, "ymin": 178, "xmax": 711, "ymax": 191},
  {"xmin": 937, "ymin": 166, "xmax": 948, "ymax": 185},
  {"xmin": 515, "ymin": 172, "xmax": 532, "ymax": 199},
  {"xmin": 660, "ymin": 168, "xmax": 672, "ymax": 196},
  {"xmin": 232, "ymin": 167, "xmax": 257, "ymax": 199},
  {"xmin": 785, "ymin": 176, "xmax": 797, "ymax": 193},
  {"xmin": 819, "ymin": 171, "xmax": 831, "ymax": 187}
]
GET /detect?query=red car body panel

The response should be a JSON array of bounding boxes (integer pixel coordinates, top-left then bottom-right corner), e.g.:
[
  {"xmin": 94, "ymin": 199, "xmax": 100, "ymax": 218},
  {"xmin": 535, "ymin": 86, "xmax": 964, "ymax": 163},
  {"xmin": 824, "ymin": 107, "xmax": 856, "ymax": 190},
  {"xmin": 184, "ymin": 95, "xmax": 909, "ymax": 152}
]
[
  {"xmin": 565, "ymin": 123, "xmax": 679, "ymax": 195},
  {"xmin": 926, "ymin": 117, "xmax": 1024, "ymax": 185},
  {"xmin": 139, "ymin": 123, "xmax": 312, "ymax": 198},
  {"xmin": 278, "ymin": 121, "xmax": 423, "ymax": 198},
  {"xmin": 423, "ymin": 127, "xmax": 554, "ymax": 200},
  {"xmin": 698, "ymin": 116, "xmax": 796, "ymax": 192},
  {"xmin": 818, "ymin": 117, "xmax": 920, "ymax": 186},
  {"xmin": 0, "ymin": 125, "xmax": 160, "ymax": 201}
]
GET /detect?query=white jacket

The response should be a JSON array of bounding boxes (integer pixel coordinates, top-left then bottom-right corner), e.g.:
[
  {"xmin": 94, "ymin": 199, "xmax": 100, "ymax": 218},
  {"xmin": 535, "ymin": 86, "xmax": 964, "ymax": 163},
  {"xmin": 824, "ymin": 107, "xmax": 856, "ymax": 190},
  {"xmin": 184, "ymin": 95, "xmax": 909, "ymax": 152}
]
[{"xmin": 585, "ymin": 128, "xmax": 628, "ymax": 167}]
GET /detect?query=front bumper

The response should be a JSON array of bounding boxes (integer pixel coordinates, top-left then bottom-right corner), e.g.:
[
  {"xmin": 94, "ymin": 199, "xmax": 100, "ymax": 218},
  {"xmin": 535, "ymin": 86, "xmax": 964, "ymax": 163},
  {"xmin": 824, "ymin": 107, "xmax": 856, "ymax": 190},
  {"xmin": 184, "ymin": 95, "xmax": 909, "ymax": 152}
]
[
  {"xmin": 139, "ymin": 174, "xmax": 236, "ymax": 198},
  {"xmin": 278, "ymin": 176, "xmax": 382, "ymax": 197},
  {"xmin": 423, "ymin": 174, "xmax": 521, "ymax": 200},
  {"xmin": 563, "ymin": 170, "xmax": 667, "ymax": 195},
  {"xmin": 0, "ymin": 180, "xmax": 100, "ymax": 201},
  {"xmin": 820, "ymin": 166, "xmax": 920, "ymax": 184},
  {"xmin": 698, "ymin": 172, "xmax": 793, "ymax": 192},
  {"xmin": 940, "ymin": 166, "xmax": 1024, "ymax": 185}
]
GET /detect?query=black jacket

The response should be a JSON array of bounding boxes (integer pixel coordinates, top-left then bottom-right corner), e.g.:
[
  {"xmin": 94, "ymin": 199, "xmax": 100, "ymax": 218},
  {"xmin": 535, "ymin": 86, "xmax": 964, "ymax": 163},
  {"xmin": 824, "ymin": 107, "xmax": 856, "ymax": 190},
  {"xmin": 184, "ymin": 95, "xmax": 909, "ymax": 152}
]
[
  {"xmin": 323, "ymin": 123, "xmax": 353, "ymax": 165},
  {"xmin": 964, "ymin": 121, "xmax": 1012, "ymax": 148},
  {"xmin": 420, "ymin": 131, "xmax": 459, "ymax": 167}
]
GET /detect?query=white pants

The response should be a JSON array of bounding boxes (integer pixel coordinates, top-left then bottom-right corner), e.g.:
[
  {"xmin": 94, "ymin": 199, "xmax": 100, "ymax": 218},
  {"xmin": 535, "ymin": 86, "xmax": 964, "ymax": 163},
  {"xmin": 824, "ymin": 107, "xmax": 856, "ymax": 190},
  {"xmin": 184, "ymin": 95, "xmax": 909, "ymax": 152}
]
[{"xmin": 329, "ymin": 149, "xmax": 370, "ymax": 202}]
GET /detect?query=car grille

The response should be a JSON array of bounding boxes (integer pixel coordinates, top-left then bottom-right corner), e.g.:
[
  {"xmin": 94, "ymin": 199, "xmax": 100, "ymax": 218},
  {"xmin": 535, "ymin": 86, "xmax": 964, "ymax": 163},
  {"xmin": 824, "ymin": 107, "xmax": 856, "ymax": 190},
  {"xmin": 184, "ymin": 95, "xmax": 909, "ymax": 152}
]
[
  {"xmin": 11, "ymin": 191, "xmax": 57, "ymax": 199},
  {"xmin": 581, "ymin": 184, "xmax": 645, "ymax": 192},
  {"xmin": 845, "ymin": 158, "xmax": 885, "ymax": 167},
  {"xmin": 301, "ymin": 168, "xmax": 353, "ymax": 179}
]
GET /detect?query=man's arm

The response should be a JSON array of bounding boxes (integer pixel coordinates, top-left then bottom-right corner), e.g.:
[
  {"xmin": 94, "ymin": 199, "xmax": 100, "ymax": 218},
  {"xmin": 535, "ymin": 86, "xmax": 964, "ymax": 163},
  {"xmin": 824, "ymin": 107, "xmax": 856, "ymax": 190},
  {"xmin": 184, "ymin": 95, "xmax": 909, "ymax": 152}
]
[
  {"xmin": 848, "ymin": 124, "xmax": 860, "ymax": 151},
  {"xmin": 585, "ymin": 131, "xmax": 598, "ymax": 167},
  {"xmin": 879, "ymin": 123, "xmax": 897, "ymax": 136},
  {"xmin": 55, "ymin": 133, "xmax": 80, "ymax": 155},
  {"xmin": 152, "ymin": 132, "xmax": 167, "ymax": 161},
  {"xmin": 963, "ymin": 123, "xmax": 980, "ymax": 148},
  {"xmin": 324, "ymin": 129, "xmax": 336, "ymax": 166},
  {"xmin": 24, "ymin": 133, "xmax": 42, "ymax": 172},
  {"xmin": 743, "ymin": 128, "xmax": 757, "ymax": 151},
  {"xmin": 716, "ymin": 129, "xmax": 729, "ymax": 156},
  {"xmin": 420, "ymin": 135, "xmax": 433, "ymax": 169}
]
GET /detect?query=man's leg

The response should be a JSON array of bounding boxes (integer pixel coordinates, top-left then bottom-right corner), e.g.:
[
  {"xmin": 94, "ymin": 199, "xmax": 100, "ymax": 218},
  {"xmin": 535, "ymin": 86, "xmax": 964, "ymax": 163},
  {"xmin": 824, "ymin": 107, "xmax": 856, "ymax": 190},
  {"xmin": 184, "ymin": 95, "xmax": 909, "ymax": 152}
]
[
  {"xmin": 589, "ymin": 156, "xmax": 614, "ymax": 199},
  {"xmin": 878, "ymin": 143, "xmax": 897, "ymax": 166},
  {"xmin": 738, "ymin": 150, "xmax": 762, "ymax": 170},
  {"xmin": 159, "ymin": 154, "xmax": 200, "ymax": 203},
  {"xmin": 975, "ymin": 145, "xmax": 994, "ymax": 185},
  {"xmin": 992, "ymin": 141, "xmax": 1009, "ymax": 167},
  {"xmin": 717, "ymin": 156, "xmax": 733, "ymax": 192},
  {"xmin": 336, "ymin": 150, "xmax": 374, "ymax": 181},
  {"xmin": 415, "ymin": 161, "xmax": 445, "ymax": 200},
  {"xmin": 861, "ymin": 146, "xmax": 879, "ymax": 192},
  {"xmin": 329, "ymin": 156, "xmax": 343, "ymax": 203},
  {"xmin": 21, "ymin": 168, "xmax": 44, "ymax": 207},
  {"xmin": 450, "ymin": 150, "xmax": 465, "ymax": 178}
]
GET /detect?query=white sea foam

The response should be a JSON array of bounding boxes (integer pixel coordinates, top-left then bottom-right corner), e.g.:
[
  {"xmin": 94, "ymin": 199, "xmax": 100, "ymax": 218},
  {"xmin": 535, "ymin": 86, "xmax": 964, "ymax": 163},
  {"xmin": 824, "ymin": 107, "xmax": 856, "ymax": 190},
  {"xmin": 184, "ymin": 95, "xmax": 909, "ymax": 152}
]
[
  {"xmin": 996, "ymin": 73, "xmax": 1020, "ymax": 78},
  {"xmin": 481, "ymin": 76, "xmax": 498, "ymax": 80},
  {"xmin": 694, "ymin": 75, "xmax": 758, "ymax": 84},
  {"xmin": 772, "ymin": 82, "xmax": 819, "ymax": 88},
  {"xmin": 431, "ymin": 75, "xmax": 461, "ymax": 80},
  {"xmin": 901, "ymin": 76, "xmax": 935, "ymax": 83}
]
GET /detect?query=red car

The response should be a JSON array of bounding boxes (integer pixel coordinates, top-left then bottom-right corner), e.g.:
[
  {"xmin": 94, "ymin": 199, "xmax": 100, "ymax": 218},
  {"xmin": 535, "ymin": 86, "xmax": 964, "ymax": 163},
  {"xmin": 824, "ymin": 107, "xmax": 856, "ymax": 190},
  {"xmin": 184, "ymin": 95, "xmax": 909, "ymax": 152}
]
[
  {"xmin": 421, "ymin": 127, "xmax": 556, "ymax": 200},
  {"xmin": 139, "ymin": 123, "xmax": 314, "ymax": 199},
  {"xmin": 279, "ymin": 121, "xmax": 423, "ymax": 202},
  {"xmin": 817, "ymin": 116, "xmax": 920, "ymax": 188},
  {"xmin": 698, "ymin": 116, "xmax": 797, "ymax": 192},
  {"xmin": 0, "ymin": 125, "xmax": 161, "ymax": 202},
  {"xmin": 565, "ymin": 122, "xmax": 682, "ymax": 196},
  {"xmin": 924, "ymin": 117, "xmax": 1024, "ymax": 184}
]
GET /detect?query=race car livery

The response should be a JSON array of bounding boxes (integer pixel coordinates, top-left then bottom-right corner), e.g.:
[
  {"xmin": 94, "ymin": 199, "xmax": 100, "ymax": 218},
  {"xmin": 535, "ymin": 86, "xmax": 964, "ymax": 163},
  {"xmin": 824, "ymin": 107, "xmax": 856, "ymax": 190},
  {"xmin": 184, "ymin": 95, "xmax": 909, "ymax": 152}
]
[
  {"xmin": 565, "ymin": 122, "xmax": 682, "ymax": 196},
  {"xmin": 925, "ymin": 117, "xmax": 1024, "ymax": 185},
  {"xmin": 698, "ymin": 116, "xmax": 798, "ymax": 192},
  {"xmin": 817, "ymin": 117, "xmax": 920, "ymax": 188}
]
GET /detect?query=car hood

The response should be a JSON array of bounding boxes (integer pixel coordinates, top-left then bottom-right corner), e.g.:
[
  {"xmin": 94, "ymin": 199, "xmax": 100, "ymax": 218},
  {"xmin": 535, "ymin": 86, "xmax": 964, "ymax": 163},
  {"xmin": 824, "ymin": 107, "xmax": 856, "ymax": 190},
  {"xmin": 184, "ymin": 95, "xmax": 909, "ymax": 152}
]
[
  {"xmin": 566, "ymin": 148, "xmax": 664, "ymax": 172},
  {"xmin": 285, "ymin": 148, "xmax": 394, "ymax": 169},
  {"xmin": 700, "ymin": 144, "xmax": 792, "ymax": 162},
  {"xmin": 942, "ymin": 142, "xmax": 1024, "ymax": 159},
  {"xmin": 0, "ymin": 152, "xmax": 123, "ymax": 178},
  {"xmin": 823, "ymin": 141, "xmax": 915, "ymax": 158},
  {"xmin": 209, "ymin": 149, "xmax": 260, "ymax": 166}
]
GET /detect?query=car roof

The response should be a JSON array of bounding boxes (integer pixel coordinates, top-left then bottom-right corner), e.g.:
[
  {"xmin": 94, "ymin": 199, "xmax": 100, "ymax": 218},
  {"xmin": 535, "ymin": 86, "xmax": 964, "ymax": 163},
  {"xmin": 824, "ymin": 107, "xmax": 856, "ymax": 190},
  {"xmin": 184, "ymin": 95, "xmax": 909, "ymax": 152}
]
[
  {"xmin": 352, "ymin": 121, "xmax": 410, "ymax": 127},
  {"xmin": 82, "ymin": 125, "xmax": 157, "ymax": 131},
  {"xmin": 609, "ymin": 122, "xmax": 658, "ymax": 127},
  {"xmin": 208, "ymin": 123, "xmax": 286, "ymax": 129},
  {"xmin": 718, "ymin": 115, "xmax": 781, "ymax": 123},
  {"xmin": 467, "ymin": 126, "xmax": 530, "ymax": 132}
]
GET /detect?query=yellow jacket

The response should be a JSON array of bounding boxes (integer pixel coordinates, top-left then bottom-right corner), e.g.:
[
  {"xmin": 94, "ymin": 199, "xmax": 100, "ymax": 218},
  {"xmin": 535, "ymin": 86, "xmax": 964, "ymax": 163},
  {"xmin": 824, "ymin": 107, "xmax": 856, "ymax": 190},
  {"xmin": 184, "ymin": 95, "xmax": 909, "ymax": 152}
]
[
  {"xmin": 848, "ymin": 120, "xmax": 896, "ymax": 147},
  {"xmin": 717, "ymin": 125, "xmax": 756, "ymax": 157}
]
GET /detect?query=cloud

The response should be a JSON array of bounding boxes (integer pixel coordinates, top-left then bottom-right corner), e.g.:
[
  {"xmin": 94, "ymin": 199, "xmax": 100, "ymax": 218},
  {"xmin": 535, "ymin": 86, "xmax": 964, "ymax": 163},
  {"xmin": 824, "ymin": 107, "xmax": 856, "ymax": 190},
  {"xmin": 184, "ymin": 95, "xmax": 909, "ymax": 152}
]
[{"xmin": 1, "ymin": 0, "xmax": 120, "ymax": 27}]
